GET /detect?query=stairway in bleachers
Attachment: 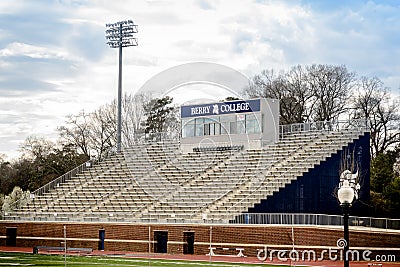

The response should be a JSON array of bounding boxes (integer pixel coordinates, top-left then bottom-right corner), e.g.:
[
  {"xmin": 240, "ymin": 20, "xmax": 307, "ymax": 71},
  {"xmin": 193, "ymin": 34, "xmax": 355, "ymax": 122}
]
[{"xmin": 7, "ymin": 128, "xmax": 367, "ymax": 223}]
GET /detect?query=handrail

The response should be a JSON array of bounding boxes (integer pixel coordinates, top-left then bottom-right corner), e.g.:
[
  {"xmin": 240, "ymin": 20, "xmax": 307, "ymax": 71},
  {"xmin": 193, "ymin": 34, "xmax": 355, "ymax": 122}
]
[
  {"xmin": 3, "ymin": 211, "xmax": 399, "ymax": 230},
  {"xmin": 32, "ymin": 144, "xmax": 121, "ymax": 198},
  {"xmin": 8, "ymin": 146, "xmax": 119, "ymax": 214},
  {"xmin": 31, "ymin": 161, "xmax": 91, "ymax": 197},
  {"xmin": 4, "ymin": 160, "xmax": 93, "ymax": 214},
  {"xmin": 229, "ymin": 213, "xmax": 400, "ymax": 229},
  {"xmin": 124, "ymin": 131, "xmax": 181, "ymax": 146},
  {"xmin": 279, "ymin": 118, "xmax": 368, "ymax": 139}
]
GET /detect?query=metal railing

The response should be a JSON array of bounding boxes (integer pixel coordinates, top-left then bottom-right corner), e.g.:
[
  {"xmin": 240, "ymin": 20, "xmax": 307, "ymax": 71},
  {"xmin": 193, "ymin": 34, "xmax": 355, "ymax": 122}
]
[
  {"xmin": 31, "ymin": 161, "xmax": 91, "ymax": 197},
  {"xmin": 279, "ymin": 119, "xmax": 369, "ymax": 139},
  {"xmin": 28, "ymin": 145, "xmax": 120, "ymax": 198},
  {"xmin": 230, "ymin": 213, "xmax": 400, "ymax": 230},
  {"xmin": 122, "ymin": 120, "xmax": 369, "ymax": 145},
  {"xmin": 3, "ymin": 212, "xmax": 400, "ymax": 230},
  {"xmin": 124, "ymin": 131, "xmax": 181, "ymax": 146},
  {"xmin": 4, "ymin": 147, "xmax": 120, "ymax": 214},
  {"xmin": 1, "ymin": 160, "xmax": 94, "ymax": 215}
]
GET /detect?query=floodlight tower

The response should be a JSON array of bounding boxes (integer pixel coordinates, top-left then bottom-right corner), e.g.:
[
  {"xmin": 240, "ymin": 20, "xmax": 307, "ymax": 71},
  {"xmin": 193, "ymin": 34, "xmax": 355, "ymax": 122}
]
[{"xmin": 105, "ymin": 20, "xmax": 138, "ymax": 152}]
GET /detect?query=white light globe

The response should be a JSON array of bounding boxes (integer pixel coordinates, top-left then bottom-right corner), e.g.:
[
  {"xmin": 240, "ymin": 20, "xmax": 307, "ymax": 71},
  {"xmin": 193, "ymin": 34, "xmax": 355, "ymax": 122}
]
[{"xmin": 338, "ymin": 180, "xmax": 355, "ymax": 205}]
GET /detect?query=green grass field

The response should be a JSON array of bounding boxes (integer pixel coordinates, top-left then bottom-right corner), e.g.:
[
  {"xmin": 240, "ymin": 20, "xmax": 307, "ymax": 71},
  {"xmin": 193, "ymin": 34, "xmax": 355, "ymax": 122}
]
[{"xmin": 0, "ymin": 252, "xmax": 281, "ymax": 266}]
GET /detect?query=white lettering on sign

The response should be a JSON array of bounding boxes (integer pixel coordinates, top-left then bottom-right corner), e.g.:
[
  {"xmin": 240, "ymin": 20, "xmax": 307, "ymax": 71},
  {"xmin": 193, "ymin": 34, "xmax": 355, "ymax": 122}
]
[
  {"xmin": 220, "ymin": 102, "xmax": 250, "ymax": 113},
  {"xmin": 191, "ymin": 105, "xmax": 211, "ymax": 115}
]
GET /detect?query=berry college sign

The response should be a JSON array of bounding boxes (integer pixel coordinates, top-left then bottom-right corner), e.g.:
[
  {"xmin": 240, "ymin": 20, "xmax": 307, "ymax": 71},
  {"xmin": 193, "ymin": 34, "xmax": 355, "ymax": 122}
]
[{"xmin": 181, "ymin": 99, "xmax": 261, "ymax": 118}]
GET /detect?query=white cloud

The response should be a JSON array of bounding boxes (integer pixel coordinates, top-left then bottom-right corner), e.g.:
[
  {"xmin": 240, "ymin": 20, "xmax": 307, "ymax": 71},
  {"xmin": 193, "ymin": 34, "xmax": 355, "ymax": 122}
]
[
  {"xmin": 0, "ymin": 0, "xmax": 400, "ymax": 159},
  {"xmin": 0, "ymin": 42, "xmax": 73, "ymax": 60}
]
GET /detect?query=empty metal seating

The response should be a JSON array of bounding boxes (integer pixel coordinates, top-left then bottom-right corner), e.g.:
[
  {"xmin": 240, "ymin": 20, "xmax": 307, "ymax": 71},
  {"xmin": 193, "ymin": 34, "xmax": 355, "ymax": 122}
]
[{"xmin": 8, "ymin": 129, "xmax": 366, "ymax": 223}]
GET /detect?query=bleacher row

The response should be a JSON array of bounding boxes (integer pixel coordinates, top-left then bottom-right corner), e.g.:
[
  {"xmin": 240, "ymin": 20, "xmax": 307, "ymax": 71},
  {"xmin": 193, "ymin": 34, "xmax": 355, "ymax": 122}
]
[{"xmin": 7, "ymin": 129, "xmax": 366, "ymax": 223}]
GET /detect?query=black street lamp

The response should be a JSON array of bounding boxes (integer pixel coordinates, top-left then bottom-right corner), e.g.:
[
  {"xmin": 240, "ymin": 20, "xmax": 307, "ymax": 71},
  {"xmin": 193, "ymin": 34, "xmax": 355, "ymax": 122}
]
[
  {"xmin": 105, "ymin": 20, "xmax": 138, "ymax": 152},
  {"xmin": 337, "ymin": 177, "xmax": 356, "ymax": 267}
]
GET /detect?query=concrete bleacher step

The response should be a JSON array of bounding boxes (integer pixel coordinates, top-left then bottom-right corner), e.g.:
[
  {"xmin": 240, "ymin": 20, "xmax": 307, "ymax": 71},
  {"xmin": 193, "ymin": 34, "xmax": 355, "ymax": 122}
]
[
  {"xmin": 12, "ymin": 129, "xmax": 366, "ymax": 222},
  {"xmin": 197, "ymin": 129, "xmax": 365, "ymax": 222}
]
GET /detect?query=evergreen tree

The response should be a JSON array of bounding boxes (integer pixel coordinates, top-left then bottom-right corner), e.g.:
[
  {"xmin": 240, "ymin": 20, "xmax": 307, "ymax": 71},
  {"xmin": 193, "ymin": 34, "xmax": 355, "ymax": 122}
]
[
  {"xmin": 143, "ymin": 96, "xmax": 176, "ymax": 134},
  {"xmin": 370, "ymin": 150, "xmax": 400, "ymax": 217}
]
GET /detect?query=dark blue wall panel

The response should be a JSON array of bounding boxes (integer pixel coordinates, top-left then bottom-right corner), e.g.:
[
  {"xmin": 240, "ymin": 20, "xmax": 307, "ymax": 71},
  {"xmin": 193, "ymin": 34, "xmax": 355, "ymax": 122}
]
[{"xmin": 248, "ymin": 132, "xmax": 370, "ymax": 216}]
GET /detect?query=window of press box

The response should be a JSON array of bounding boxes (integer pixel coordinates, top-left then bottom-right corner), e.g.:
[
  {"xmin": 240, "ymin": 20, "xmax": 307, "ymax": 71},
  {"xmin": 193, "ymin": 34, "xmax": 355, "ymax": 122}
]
[
  {"xmin": 203, "ymin": 118, "xmax": 219, "ymax": 136},
  {"xmin": 182, "ymin": 119, "xmax": 195, "ymax": 138},
  {"xmin": 181, "ymin": 114, "xmax": 261, "ymax": 137},
  {"xmin": 220, "ymin": 115, "xmax": 234, "ymax": 135},
  {"xmin": 195, "ymin": 118, "xmax": 204, "ymax": 137},
  {"xmin": 245, "ymin": 114, "xmax": 261, "ymax": 133}
]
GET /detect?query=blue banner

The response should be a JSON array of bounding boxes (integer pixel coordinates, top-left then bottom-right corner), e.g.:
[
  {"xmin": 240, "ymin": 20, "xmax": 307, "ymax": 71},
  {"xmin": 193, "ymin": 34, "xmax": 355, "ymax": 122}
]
[{"xmin": 181, "ymin": 99, "xmax": 261, "ymax": 118}]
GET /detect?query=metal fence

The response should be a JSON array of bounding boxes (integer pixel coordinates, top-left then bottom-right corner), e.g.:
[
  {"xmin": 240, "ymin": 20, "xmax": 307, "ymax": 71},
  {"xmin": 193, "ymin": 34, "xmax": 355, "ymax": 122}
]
[
  {"xmin": 231, "ymin": 213, "xmax": 400, "ymax": 230},
  {"xmin": 279, "ymin": 119, "xmax": 369, "ymax": 138},
  {"xmin": 126, "ymin": 119, "xmax": 369, "ymax": 143},
  {"xmin": 3, "ymin": 212, "xmax": 400, "ymax": 230},
  {"xmin": 123, "ymin": 131, "xmax": 181, "ymax": 147}
]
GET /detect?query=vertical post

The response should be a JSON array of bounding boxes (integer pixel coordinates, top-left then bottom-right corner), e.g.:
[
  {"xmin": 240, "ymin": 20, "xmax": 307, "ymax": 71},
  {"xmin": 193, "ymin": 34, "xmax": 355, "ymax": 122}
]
[
  {"xmin": 117, "ymin": 23, "xmax": 123, "ymax": 153},
  {"xmin": 148, "ymin": 226, "xmax": 151, "ymax": 254},
  {"xmin": 63, "ymin": 225, "xmax": 67, "ymax": 267},
  {"xmin": 342, "ymin": 204, "xmax": 350, "ymax": 267},
  {"xmin": 209, "ymin": 226, "xmax": 212, "ymax": 262}
]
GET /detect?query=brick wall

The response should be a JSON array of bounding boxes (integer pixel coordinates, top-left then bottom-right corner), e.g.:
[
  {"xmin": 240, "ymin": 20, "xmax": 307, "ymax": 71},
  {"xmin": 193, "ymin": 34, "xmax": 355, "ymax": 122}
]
[{"xmin": 0, "ymin": 221, "xmax": 399, "ymax": 258}]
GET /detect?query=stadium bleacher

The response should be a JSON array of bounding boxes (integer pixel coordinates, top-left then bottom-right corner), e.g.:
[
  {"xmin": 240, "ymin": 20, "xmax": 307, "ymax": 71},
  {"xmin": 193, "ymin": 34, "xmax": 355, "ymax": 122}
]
[{"xmin": 6, "ymin": 125, "xmax": 368, "ymax": 223}]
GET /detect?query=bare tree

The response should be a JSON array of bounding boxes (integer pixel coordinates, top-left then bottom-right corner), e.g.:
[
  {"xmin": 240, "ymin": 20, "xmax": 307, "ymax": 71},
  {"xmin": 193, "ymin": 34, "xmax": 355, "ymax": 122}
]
[
  {"xmin": 351, "ymin": 76, "xmax": 400, "ymax": 157},
  {"xmin": 244, "ymin": 67, "xmax": 312, "ymax": 124},
  {"xmin": 247, "ymin": 66, "xmax": 400, "ymax": 157},
  {"xmin": 282, "ymin": 65, "xmax": 314, "ymax": 123},
  {"xmin": 306, "ymin": 64, "xmax": 355, "ymax": 122},
  {"xmin": 245, "ymin": 69, "xmax": 279, "ymax": 99},
  {"xmin": 352, "ymin": 76, "xmax": 385, "ymax": 119},
  {"xmin": 122, "ymin": 92, "xmax": 152, "ymax": 145},
  {"xmin": 58, "ymin": 110, "xmax": 92, "ymax": 158},
  {"xmin": 369, "ymin": 100, "xmax": 400, "ymax": 157},
  {"xmin": 58, "ymin": 93, "xmax": 157, "ymax": 158},
  {"xmin": 19, "ymin": 136, "xmax": 54, "ymax": 160},
  {"xmin": 90, "ymin": 103, "xmax": 116, "ymax": 160}
]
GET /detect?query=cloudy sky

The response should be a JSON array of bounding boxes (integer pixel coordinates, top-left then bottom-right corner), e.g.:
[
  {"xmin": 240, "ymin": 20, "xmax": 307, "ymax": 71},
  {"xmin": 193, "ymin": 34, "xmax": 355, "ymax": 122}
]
[{"xmin": 0, "ymin": 0, "xmax": 400, "ymax": 159}]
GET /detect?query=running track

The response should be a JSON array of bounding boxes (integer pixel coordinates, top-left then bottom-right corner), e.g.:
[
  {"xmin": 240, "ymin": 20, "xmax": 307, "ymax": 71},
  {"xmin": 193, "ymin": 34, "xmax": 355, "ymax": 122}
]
[{"xmin": 1, "ymin": 246, "xmax": 399, "ymax": 267}]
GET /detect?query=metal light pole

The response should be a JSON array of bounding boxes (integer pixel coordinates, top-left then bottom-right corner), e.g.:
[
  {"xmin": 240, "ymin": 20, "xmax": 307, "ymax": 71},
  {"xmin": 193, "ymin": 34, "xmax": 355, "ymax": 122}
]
[
  {"xmin": 105, "ymin": 20, "xmax": 138, "ymax": 152},
  {"xmin": 342, "ymin": 202, "xmax": 350, "ymax": 267},
  {"xmin": 337, "ymin": 178, "xmax": 355, "ymax": 267}
]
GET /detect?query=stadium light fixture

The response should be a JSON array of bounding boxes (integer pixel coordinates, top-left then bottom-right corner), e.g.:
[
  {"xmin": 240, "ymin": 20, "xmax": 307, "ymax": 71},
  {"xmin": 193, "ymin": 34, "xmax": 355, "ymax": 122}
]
[
  {"xmin": 337, "ymin": 173, "xmax": 356, "ymax": 267},
  {"xmin": 105, "ymin": 20, "xmax": 138, "ymax": 152}
]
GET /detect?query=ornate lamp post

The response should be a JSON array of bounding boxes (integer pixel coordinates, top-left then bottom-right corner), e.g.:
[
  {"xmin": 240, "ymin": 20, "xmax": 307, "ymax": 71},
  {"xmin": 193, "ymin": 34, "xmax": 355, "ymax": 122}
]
[{"xmin": 337, "ymin": 174, "xmax": 356, "ymax": 267}]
